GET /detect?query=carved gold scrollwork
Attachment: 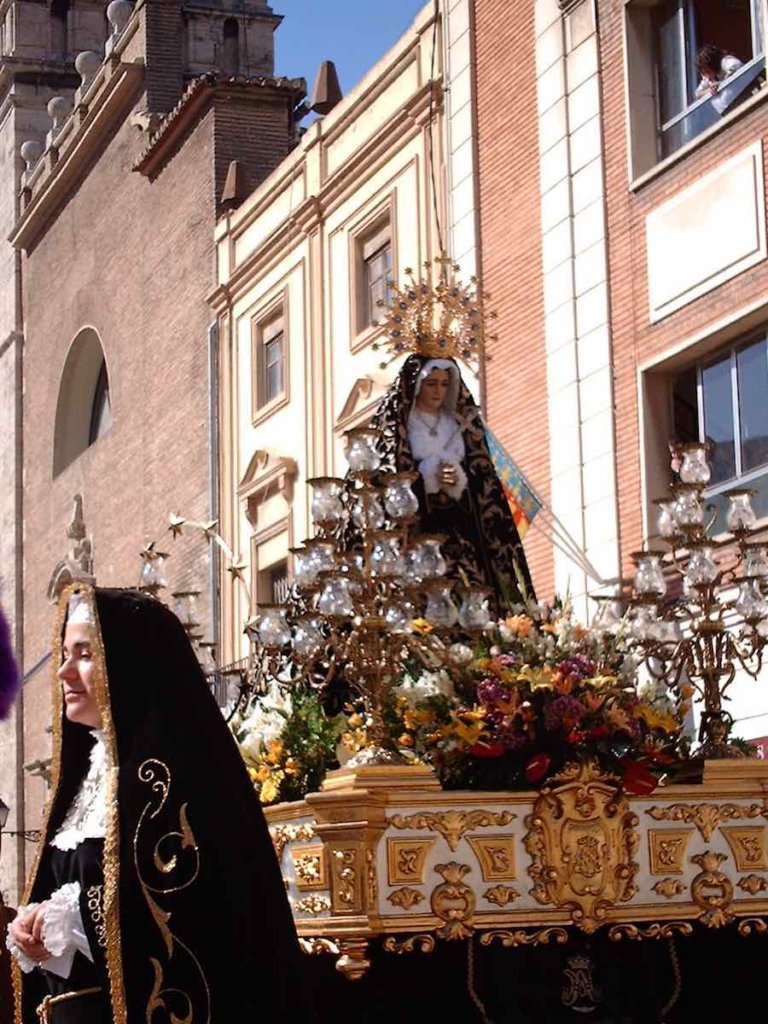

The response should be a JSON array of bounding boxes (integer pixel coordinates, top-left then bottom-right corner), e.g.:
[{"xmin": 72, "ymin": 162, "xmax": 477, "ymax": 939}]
[
  {"xmin": 737, "ymin": 874, "xmax": 768, "ymax": 896},
  {"xmin": 691, "ymin": 851, "xmax": 734, "ymax": 927},
  {"xmin": 389, "ymin": 809, "xmax": 515, "ymax": 853},
  {"xmin": 483, "ymin": 885, "xmax": 520, "ymax": 907},
  {"xmin": 382, "ymin": 934, "xmax": 436, "ymax": 955},
  {"xmin": 430, "ymin": 861, "xmax": 476, "ymax": 940},
  {"xmin": 331, "ymin": 847, "xmax": 361, "ymax": 912},
  {"xmin": 290, "ymin": 845, "xmax": 328, "ymax": 891},
  {"xmin": 648, "ymin": 829, "xmax": 692, "ymax": 875},
  {"xmin": 294, "ymin": 894, "xmax": 331, "ymax": 915},
  {"xmin": 721, "ymin": 826, "xmax": 768, "ymax": 871},
  {"xmin": 608, "ymin": 922, "xmax": 694, "ymax": 942},
  {"xmin": 269, "ymin": 822, "xmax": 316, "ymax": 861},
  {"xmin": 646, "ymin": 802, "xmax": 766, "ymax": 842},
  {"xmin": 387, "ymin": 887, "xmax": 425, "ymax": 910},
  {"xmin": 386, "ymin": 838, "xmax": 435, "ymax": 885},
  {"xmin": 523, "ymin": 761, "xmax": 639, "ymax": 933},
  {"xmin": 298, "ymin": 937, "xmax": 340, "ymax": 955},
  {"xmin": 480, "ymin": 927, "xmax": 569, "ymax": 948},
  {"xmin": 652, "ymin": 878, "xmax": 686, "ymax": 899},
  {"xmin": 365, "ymin": 848, "xmax": 378, "ymax": 910},
  {"xmin": 466, "ymin": 835, "xmax": 516, "ymax": 881},
  {"xmin": 737, "ymin": 917, "xmax": 768, "ymax": 937}
]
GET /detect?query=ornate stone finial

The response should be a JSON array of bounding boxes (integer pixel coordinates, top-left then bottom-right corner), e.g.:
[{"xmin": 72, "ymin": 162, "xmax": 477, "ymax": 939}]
[
  {"xmin": 47, "ymin": 494, "xmax": 96, "ymax": 602},
  {"xmin": 20, "ymin": 139, "xmax": 43, "ymax": 177},
  {"xmin": 105, "ymin": 0, "xmax": 133, "ymax": 56},
  {"xmin": 46, "ymin": 96, "xmax": 70, "ymax": 146},
  {"xmin": 75, "ymin": 50, "xmax": 102, "ymax": 91}
]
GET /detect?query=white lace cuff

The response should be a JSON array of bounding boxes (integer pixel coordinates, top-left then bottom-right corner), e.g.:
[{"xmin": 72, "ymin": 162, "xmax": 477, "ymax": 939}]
[
  {"xmin": 5, "ymin": 903, "xmax": 40, "ymax": 973},
  {"xmin": 42, "ymin": 882, "xmax": 93, "ymax": 965}
]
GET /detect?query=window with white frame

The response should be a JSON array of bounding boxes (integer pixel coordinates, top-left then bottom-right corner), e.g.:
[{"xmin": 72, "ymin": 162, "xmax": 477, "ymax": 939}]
[
  {"xmin": 252, "ymin": 306, "xmax": 287, "ymax": 415},
  {"xmin": 626, "ymin": 0, "xmax": 765, "ymax": 177},
  {"xmin": 671, "ymin": 330, "xmax": 768, "ymax": 525}
]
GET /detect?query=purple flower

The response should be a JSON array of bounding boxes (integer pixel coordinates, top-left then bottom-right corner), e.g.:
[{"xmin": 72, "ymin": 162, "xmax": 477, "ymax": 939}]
[
  {"xmin": 556, "ymin": 655, "xmax": 596, "ymax": 684},
  {"xmin": 477, "ymin": 678, "xmax": 508, "ymax": 707},
  {"xmin": 544, "ymin": 695, "xmax": 584, "ymax": 732}
]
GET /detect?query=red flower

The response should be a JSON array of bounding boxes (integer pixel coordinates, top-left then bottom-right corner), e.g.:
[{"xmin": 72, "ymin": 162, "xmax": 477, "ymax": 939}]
[
  {"xmin": 620, "ymin": 759, "xmax": 657, "ymax": 796},
  {"xmin": 586, "ymin": 726, "xmax": 611, "ymax": 741},
  {"xmin": 470, "ymin": 742, "xmax": 505, "ymax": 758},
  {"xmin": 525, "ymin": 753, "xmax": 551, "ymax": 783}
]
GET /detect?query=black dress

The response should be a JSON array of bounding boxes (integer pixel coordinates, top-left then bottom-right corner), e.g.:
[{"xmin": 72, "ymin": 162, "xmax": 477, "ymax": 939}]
[{"xmin": 34, "ymin": 842, "xmax": 109, "ymax": 1024}]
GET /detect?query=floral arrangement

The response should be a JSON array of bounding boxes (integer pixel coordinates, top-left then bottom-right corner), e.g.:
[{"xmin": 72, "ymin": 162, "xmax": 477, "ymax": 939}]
[
  {"xmin": 387, "ymin": 603, "xmax": 689, "ymax": 795},
  {"xmin": 231, "ymin": 682, "xmax": 344, "ymax": 805},
  {"xmin": 232, "ymin": 602, "xmax": 691, "ymax": 804}
]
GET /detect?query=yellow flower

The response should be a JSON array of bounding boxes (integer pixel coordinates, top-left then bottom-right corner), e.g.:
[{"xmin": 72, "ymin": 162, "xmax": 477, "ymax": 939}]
[
  {"xmin": 253, "ymin": 764, "xmax": 271, "ymax": 784},
  {"xmin": 634, "ymin": 703, "xmax": 681, "ymax": 735},
  {"xmin": 585, "ymin": 675, "xmax": 618, "ymax": 689},
  {"xmin": 505, "ymin": 614, "xmax": 534, "ymax": 637},
  {"xmin": 450, "ymin": 708, "xmax": 487, "ymax": 747},
  {"xmin": 517, "ymin": 664, "xmax": 556, "ymax": 690},
  {"xmin": 259, "ymin": 776, "xmax": 280, "ymax": 805},
  {"xmin": 410, "ymin": 618, "xmax": 434, "ymax": 636}
]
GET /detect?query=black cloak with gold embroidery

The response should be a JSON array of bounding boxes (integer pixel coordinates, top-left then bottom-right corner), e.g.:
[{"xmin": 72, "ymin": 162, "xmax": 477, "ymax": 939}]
[{"xmin": 16, "ymin": 585, "xmax": 307, "ymax": 1023}]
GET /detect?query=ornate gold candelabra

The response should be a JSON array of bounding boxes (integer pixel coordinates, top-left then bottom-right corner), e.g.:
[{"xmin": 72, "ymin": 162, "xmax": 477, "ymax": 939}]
[
  {"xmin": 620, "ymin": 442, "xmax": 768, "ymax": 758},
  {"xmin": 247, "ymin": 427, "xmax": 492, "ymax": 765}
]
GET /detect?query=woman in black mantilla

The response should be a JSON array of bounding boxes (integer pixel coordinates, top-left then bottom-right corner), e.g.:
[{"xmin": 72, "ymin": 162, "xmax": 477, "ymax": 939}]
[
  {"xmin": 7, "ymin": 584, "xmax": 307, "ymax": 1023},
  {"xmin": 369, "ymin": 353, "xmax": 534, "ymax": 608}
]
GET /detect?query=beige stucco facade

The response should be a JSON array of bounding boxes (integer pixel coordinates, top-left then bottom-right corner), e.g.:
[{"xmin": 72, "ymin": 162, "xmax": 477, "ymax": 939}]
[{"xmin": 211, "ymin": 4, "xmax": 470, "ymax": 664}]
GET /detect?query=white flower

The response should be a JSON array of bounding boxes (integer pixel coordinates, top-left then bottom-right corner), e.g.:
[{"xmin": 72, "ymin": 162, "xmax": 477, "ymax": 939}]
[
  {"xmin": 238, "ymin": 682, "xmax": 292, "ymax": 758},
  {"xmin": 394, "ymin": 669, "xmax": 456, "ymax": 707},
  {"xmin": 449, "ymin": 643, "xmax": 474, "ymax": 666}
]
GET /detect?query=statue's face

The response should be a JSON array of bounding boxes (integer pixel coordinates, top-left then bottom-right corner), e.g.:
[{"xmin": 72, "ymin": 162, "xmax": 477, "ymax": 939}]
[{"xmin": 416, "ymin": 368, "xmax": 451, "ymax": 413}]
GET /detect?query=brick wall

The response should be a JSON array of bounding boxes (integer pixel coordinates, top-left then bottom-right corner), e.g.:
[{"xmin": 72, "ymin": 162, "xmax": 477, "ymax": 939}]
[
  {"xmin": 17, "ymin": 83, "xmax": 296, "ymax": 866},
  {"xmin": 474, "ymin": 0, "xmax": 554, "ymax": 600},
  {"xmin": 212, "ymin": 90, "xmax": 294, "ymax": 206},
  {"xmin": 598, "ymin": 0, "xmax": 768, "ymax": 578},
  {"xmin": 144, "ymin": 0, "xmax": 185, "ymax": 113}
]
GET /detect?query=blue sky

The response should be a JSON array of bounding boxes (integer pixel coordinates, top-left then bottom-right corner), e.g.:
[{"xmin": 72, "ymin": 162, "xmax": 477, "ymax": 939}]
[{"xmin": 273, "ymin": 0, "xmax": 429, "ymax": 96}]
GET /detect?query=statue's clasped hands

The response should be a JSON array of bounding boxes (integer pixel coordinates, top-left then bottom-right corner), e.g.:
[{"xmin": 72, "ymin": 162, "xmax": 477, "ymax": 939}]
[{"xmin": 439, "ymin": 461, "xmax": 459, "ymax": 488}]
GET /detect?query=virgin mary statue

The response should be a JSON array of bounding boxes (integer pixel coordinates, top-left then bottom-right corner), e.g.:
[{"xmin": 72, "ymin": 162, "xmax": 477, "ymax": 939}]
[{"xmin": 368, "ymin": 265, "xmax": 534, "ymax": 607}]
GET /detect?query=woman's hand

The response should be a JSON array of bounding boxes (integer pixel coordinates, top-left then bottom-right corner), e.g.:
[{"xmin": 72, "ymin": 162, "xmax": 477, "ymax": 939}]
[{"xmin": 9, "ymin": 904, "xmax": 51, "ymax": 963}]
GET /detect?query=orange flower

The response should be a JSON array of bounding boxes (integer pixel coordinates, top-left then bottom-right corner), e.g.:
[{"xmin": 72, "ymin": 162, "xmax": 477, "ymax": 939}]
[
  {"xmin": 505, "ymin": 614, "xmax": 534, "ymax": 637},
  {"xmin": 398, "ymin": 733, "xmax": 414, "ymax": 748},
  {"xmin": 584, "ymin": 691, "xmax": 607, "ymax": 712}
]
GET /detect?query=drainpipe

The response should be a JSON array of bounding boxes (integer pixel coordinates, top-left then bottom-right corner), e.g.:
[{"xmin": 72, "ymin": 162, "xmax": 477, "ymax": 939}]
[
  {"xmin": 13, "ymin": 245, "xmax": 25, "ymax": 886},
  {"xmin": 207, "ymin": 321, "xmax": 220, "ymax": 667}
]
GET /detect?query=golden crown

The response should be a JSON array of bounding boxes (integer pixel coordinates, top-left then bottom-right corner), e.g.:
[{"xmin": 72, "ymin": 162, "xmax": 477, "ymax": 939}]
[{"xmin": 372, "ymin": 257, "xmax": 496, "ymax": 370}]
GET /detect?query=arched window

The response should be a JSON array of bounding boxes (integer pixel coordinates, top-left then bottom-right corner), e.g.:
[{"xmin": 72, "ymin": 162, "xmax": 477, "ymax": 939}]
[
  {"xmin": 50, "ymin": 0, "xmax": 69, "ymax": 56},
  {"xmin": 88, "ymin": 360, "xmax": 112, "ymax": 444},
  {"xmin": 53, "ymin": 328, "xmax": 113, "ymax": 476},
  {"xmin": 222, "ymin": 18, "xmax": 239, "ymax": 75}
]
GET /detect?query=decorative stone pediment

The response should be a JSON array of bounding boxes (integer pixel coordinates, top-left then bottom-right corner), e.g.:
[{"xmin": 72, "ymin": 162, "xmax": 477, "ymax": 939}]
[
  {"xmin": 335, "ymin": 376, "xmax": 388, "ymax": 432},
  {"xmin": 239, "ymin": 450, "xmax": 298, "ymax": 522}
]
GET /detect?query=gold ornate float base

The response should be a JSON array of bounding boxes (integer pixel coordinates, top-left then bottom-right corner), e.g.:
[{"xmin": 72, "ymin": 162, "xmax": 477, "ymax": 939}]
[{"xmin": 265, "ymin": 760, "xmax": 768, "ymax": 979}]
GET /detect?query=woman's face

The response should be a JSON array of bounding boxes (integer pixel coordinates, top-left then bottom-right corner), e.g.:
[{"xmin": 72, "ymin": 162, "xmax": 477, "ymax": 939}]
[
  {"xmin": 416, "ymin": 368, "xmax": 451, "ymax": 413},
  {"xmin": 58, "ymin": 619, "xmax": 103, "ymax": 729}
]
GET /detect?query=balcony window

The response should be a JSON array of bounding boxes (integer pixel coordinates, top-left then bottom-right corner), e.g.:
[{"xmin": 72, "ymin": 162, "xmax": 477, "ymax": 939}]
[
  {"xmin": 626, "ymin": 0, "xmax": 766, "ymax": 177},
  {"xmin": 672, "ymin": 331, "xmax": 768, "ymax": 527}
]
